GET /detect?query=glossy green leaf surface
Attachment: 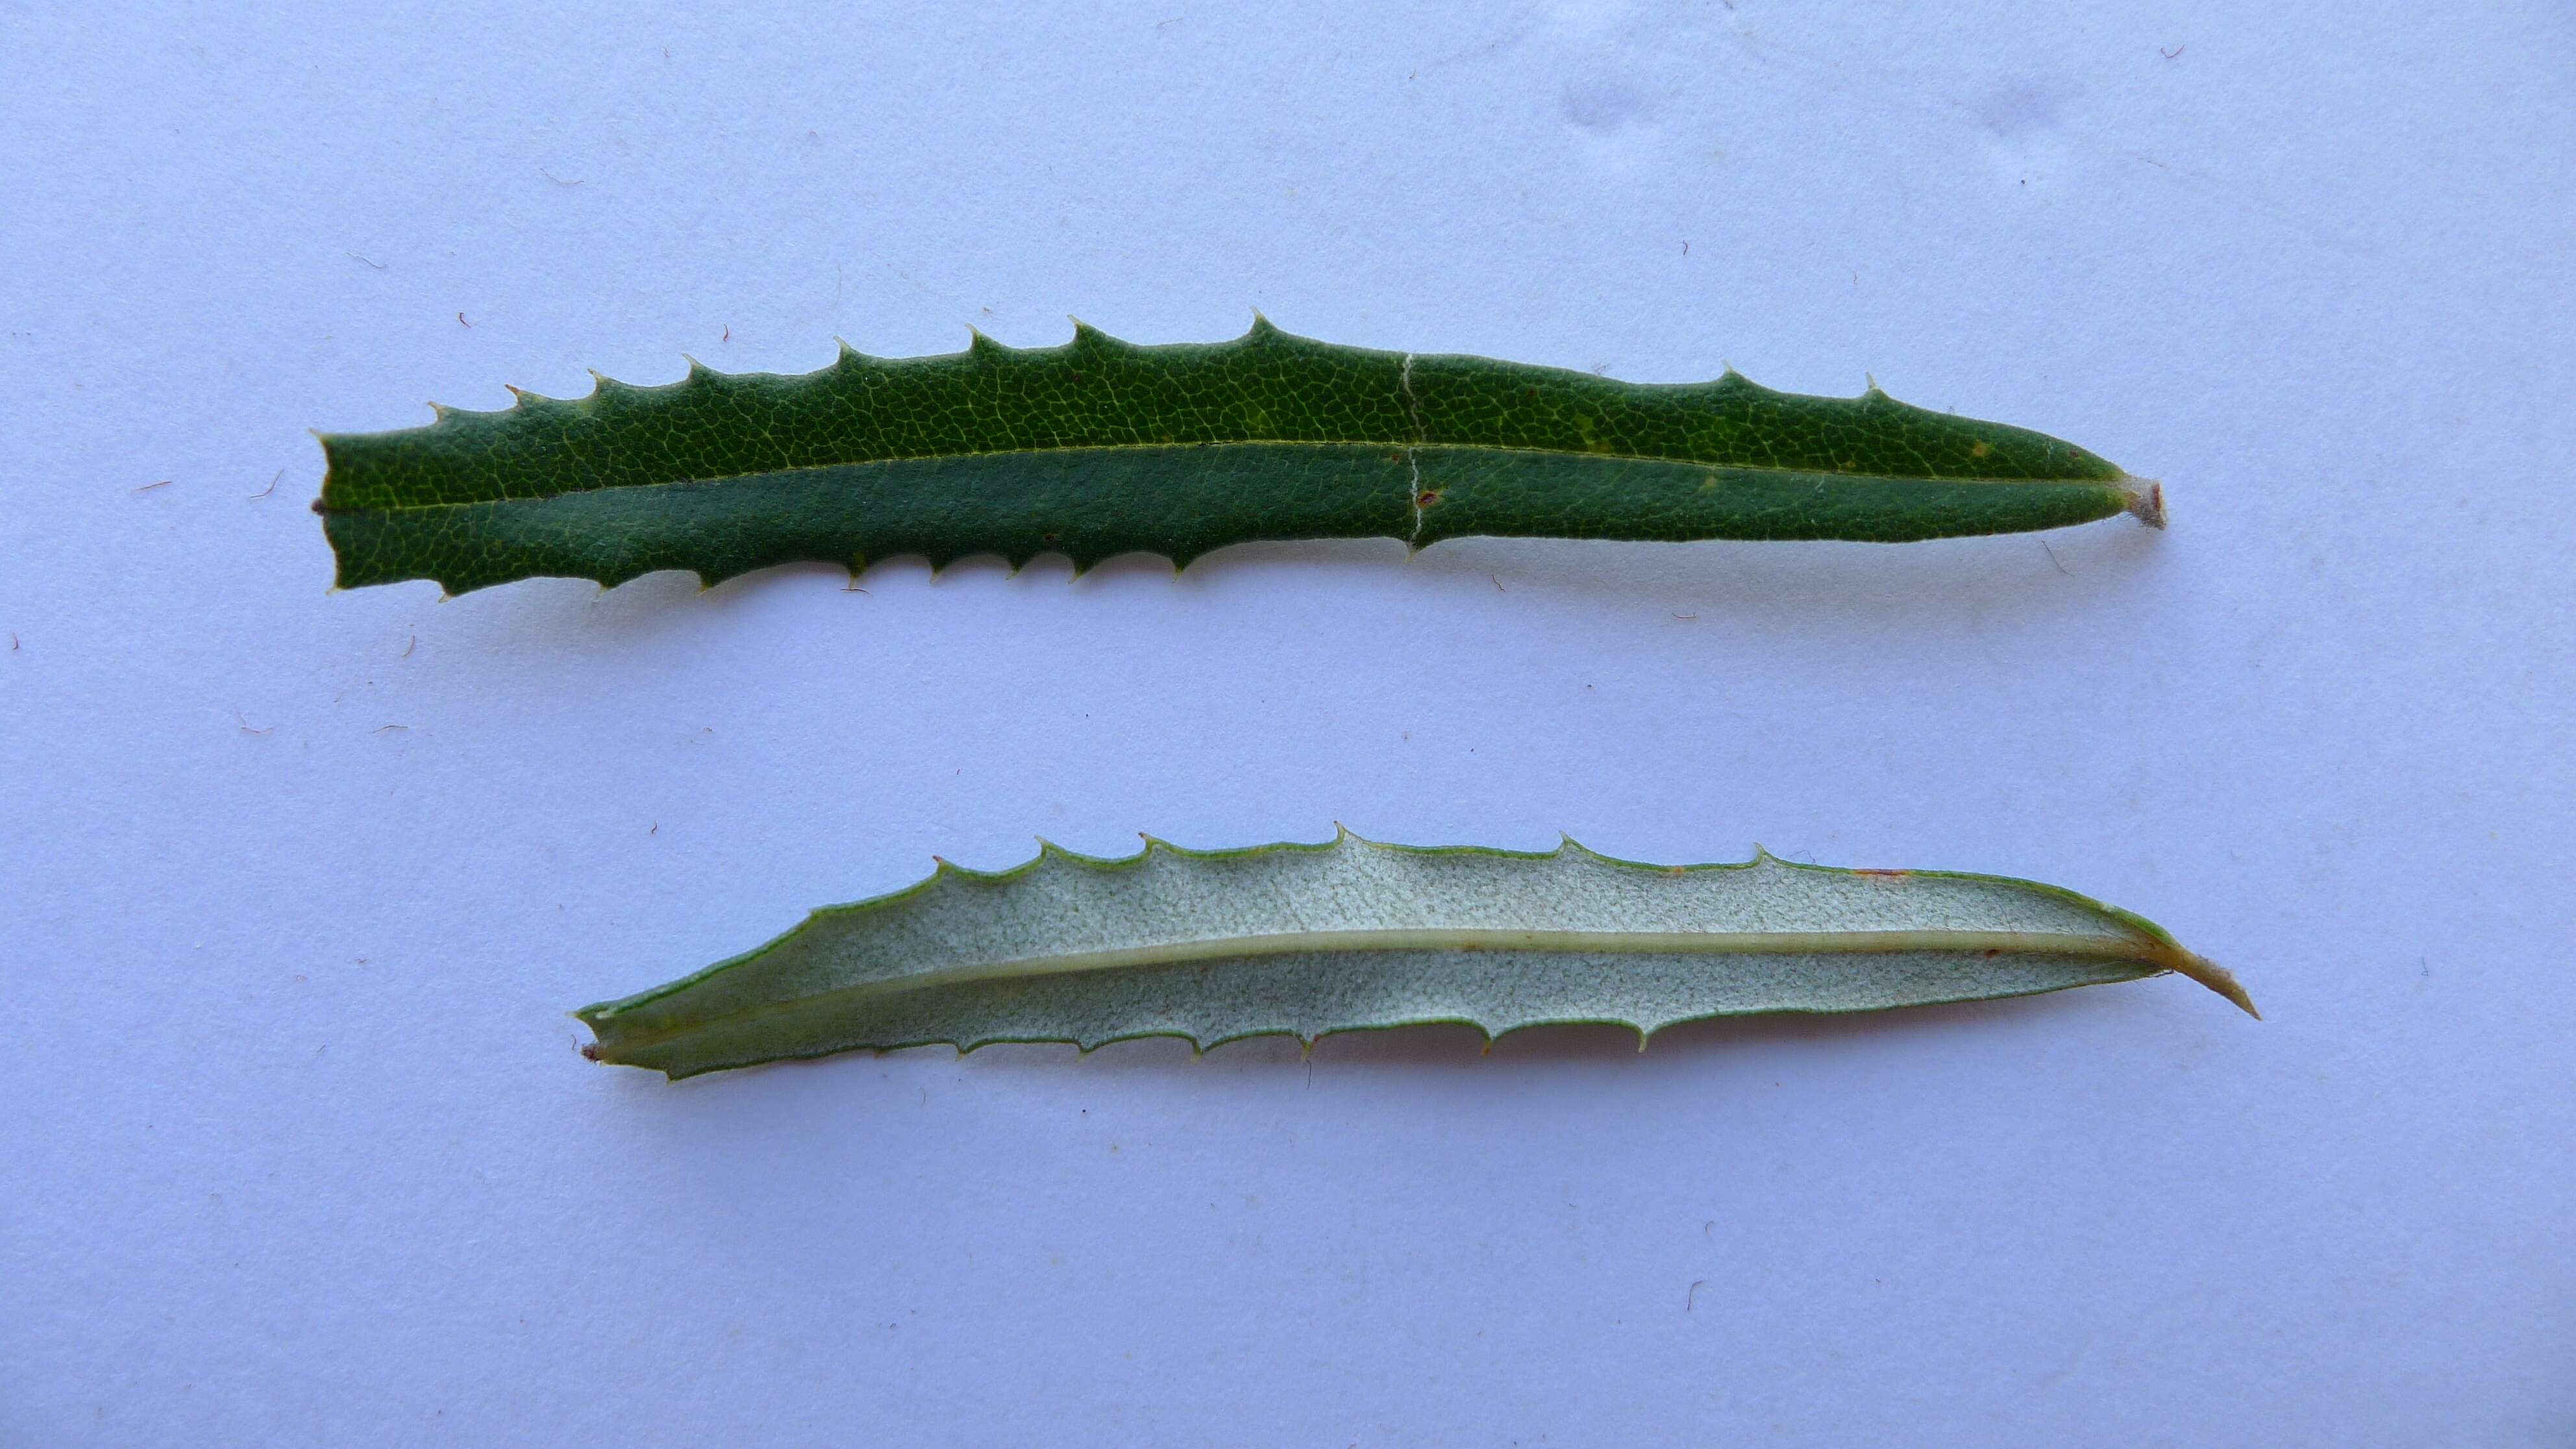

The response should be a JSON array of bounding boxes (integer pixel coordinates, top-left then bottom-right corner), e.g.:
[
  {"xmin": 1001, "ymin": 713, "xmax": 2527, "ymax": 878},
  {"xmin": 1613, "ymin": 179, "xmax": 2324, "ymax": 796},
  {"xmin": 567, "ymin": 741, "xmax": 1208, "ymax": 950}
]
[
  {"xmin": 319, "ymin": 321, "xmax": 2162, "ymax": 594},
  {"xmin": 576, "ymin": 834, "xmax": 2251, "ymax": 1080}
]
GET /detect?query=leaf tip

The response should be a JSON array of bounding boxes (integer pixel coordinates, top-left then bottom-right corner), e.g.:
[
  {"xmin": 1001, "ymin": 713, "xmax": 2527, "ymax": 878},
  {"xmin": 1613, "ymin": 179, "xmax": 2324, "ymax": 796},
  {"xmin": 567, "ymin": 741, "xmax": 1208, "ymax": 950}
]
[
  {"xmin": 2122, "ymin": 477, "xmax": 2167, "ymax": 529},
  {"xmin": 2171, "ymin": 948, "xmax": 2259, "ymax": 1018}
]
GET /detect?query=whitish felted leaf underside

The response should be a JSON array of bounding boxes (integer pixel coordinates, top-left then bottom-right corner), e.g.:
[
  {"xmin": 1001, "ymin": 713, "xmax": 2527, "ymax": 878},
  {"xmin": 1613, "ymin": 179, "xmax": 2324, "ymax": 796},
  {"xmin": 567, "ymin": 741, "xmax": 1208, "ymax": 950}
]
[{"xmin": 576, "ymin": 834, "xmax": 2249, "ymax": 1079}]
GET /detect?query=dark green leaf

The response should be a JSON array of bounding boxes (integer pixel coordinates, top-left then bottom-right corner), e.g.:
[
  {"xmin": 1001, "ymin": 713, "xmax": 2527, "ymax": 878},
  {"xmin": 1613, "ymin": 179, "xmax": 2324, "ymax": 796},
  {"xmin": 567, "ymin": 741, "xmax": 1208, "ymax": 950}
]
[{"xmin": 319, "ymin": 321, "xmax": 2162, "ymax": 595}]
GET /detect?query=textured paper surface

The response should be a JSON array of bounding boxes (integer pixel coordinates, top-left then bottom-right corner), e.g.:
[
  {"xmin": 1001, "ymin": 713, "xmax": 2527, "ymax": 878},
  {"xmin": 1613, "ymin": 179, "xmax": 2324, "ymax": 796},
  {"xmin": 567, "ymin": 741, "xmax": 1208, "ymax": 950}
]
[{"xmin": 3, "ymin": 2, "xmax": 2570, "ymax": 1444}]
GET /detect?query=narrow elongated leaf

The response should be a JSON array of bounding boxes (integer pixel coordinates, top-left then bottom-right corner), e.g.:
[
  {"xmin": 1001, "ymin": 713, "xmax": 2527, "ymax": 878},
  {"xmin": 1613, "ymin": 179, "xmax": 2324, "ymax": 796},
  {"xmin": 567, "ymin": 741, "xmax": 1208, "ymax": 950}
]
[
  {"xmin": 319, "ymin": 320, "xmax": 2163, "ymax": 595},
  {"xmin": 576, "ymin": 834, "xmax": 2251, "ymax": 1080}
]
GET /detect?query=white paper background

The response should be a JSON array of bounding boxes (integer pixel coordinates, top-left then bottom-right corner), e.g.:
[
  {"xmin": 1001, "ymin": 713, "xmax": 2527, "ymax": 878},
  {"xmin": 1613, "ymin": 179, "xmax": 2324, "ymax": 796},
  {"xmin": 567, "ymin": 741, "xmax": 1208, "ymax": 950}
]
[{"xmin": 6, "ymin": 2, "xmax": 2571, "ymax": 1443}]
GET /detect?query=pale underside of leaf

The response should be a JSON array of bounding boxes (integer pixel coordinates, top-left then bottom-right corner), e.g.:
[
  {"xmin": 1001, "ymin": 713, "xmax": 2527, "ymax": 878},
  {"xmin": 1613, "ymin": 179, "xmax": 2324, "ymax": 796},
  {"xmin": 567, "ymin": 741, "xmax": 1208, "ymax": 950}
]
[{"xmin": 575, "ymin": 834, "xmax": 2252, "ymax": 1080}]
